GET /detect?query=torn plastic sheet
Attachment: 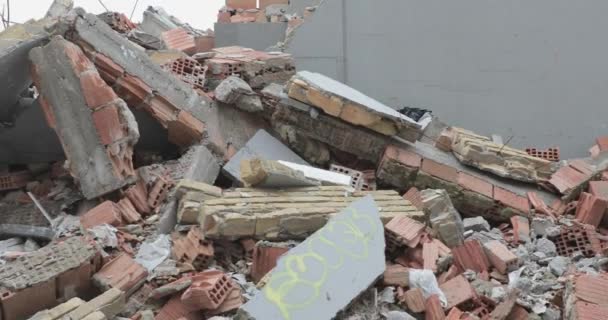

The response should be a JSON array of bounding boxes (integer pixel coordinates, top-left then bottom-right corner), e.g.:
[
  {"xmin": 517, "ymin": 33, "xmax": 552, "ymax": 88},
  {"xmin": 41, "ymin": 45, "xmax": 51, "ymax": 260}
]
[
  {"xmin": 135, "ymin": 234, "xmax": 171, "ymax": 272},
  {"xmin": 408, "ymin": 269, "xmax": 448, "ymax": 307}
]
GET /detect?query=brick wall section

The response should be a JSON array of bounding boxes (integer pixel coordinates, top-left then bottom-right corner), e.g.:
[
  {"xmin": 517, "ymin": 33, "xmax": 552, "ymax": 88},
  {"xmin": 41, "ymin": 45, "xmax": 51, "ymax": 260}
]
[
  {"xmin": 30, "ymin": 36, "xmax": 139, "ymax": 199},
  {"xmin": 64, "ymin": 11, "xmax": 209, "ymax": 148},
  {"xmin": 377, "ymin": 144, "xmax": 533, "ymax": 219},
  {"xmin": 0, "ymin": 237, "xmax": 100, "ymax": 320}
]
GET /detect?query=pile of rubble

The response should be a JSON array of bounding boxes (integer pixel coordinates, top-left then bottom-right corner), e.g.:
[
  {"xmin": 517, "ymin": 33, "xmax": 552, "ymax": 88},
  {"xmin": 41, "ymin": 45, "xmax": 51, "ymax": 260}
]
[{"xmin": 1, "ymin": 1, "xmax": 608, "ymax": 320}]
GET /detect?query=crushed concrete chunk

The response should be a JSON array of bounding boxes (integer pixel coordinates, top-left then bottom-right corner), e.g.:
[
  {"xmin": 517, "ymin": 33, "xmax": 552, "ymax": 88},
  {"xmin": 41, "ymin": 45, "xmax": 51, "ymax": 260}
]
[
  {"xmin": 463, "ymin": 216, "xmax": 491, "ymax": 232},
  {"xmin": 420, "ymin": 189, "xmax": 465, "ymax": 248},
  {"xmin": 240, "ymin": 158, "xmax": 320, "ymax": 187},
  {"xmin": 215, "ymin": 76, "xmax": 263, "ymax": 112},
  {"xmin": 239, "ymin": 196, "xmax": 385, "ymax": 320}
]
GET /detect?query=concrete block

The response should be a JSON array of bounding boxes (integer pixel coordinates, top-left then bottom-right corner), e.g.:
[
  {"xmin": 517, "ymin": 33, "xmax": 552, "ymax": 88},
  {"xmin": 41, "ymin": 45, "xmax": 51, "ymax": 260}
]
[
  {"xmin": 215, "ymin": 76, "xmax": 263, "ymax": 113},
  {"xmin": 240, "ymin": 158, "xmax": 320, "ymax": 187},
  {"xmin": 222, "ymin": 129, "xmax": 308, "ymax": 183},
  {"xmin": 449, "ymin": 127, "xmax": 554, "ymax": 183},
  {"xmin": 66, "ymin": 288, "xmax": 125, "ymax": 320},
  {"xmin": 463, "ymin": 216, "xmax": 491, "ymax": 232},
  {"xmin": 421, "ymin": 189, "xmax": 465, "ymax": 248},
  {"xmin": 239, "ymin": 196, "xmax": 385, "ymax": 320},
  {"xmin": 29, "ymin": 36, "xmax": 139, "ymax": 199},
  {"xmin": 286, "ymin": 71, "xmax": 422, "ymax": 141},
  {"xmin": 200, "ymin": 186, "xmax": 424, "ymax": 240}
]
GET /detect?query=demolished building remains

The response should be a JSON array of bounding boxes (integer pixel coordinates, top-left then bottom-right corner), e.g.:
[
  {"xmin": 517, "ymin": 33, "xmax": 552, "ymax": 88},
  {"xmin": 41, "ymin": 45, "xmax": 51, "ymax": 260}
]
[{"xmin": 0, "ymin": 1, "xmax": 606, "ymax": 320}]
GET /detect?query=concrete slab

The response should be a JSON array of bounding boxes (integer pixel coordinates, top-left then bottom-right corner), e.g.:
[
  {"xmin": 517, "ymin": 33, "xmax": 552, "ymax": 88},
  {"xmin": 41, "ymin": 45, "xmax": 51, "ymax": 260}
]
[
  {"xmin": 239, "ymin": 195, "xmax": 385, "ymax": 320},
  {"xmin": 222, "ymin": 129, "xmax": 308, "ymax": 183}
]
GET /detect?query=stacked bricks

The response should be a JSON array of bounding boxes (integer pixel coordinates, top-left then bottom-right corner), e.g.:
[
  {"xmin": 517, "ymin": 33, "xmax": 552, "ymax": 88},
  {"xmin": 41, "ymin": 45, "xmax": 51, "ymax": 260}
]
[
  {"xmin": 172, "ymin": 227, "xmax": 215, "ymax": 271},
  {"xmin": 29, "ymin": 36, "xmax": 139, "ymax": 199},
  {"xmin": 525, "ymin": 147, "xmax": 560, "ymax": 162},
  {"xmin": 64, "ymin": 11, "xmax": 208, "ymax": 148},
  {"xmin": 377, "ymin": 144, "xmax": 531, "ymax": 222},
  {"xmin": 0, "ymin": 170, "xmax": 31, "ymax": 191},
  {"xmin": 0, "ymin": 237, "xmax": 100, "ymax": 320},
  {"xmin": 161, "ymin": 57, "xmax": 207, "ymax": 91},
  {"xmin": 181, "ymin": 270, "xmax": 234, "ymax": 310}
]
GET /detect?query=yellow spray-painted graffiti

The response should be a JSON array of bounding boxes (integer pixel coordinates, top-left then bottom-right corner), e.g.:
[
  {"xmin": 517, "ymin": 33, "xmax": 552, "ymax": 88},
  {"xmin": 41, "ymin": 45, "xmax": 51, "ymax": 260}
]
[{"xmin": 264, "ymin": 206, "xmax": 381, "ymax": 320}]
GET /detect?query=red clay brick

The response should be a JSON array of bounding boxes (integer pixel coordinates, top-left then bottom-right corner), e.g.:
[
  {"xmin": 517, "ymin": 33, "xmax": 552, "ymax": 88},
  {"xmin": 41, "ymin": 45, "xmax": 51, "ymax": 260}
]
[
  {"xmin": 549, "ymin": 165, "xmax": 590, "ymax": 194},
  {"xmin": 0, "ymin": 280, "xmax": 57, "ymax": 320},
  {"xmin": 511, "ymin": 216, "xmax": 530, "ymax": 243},
  {"xmin": 439, "ymin": 275, "xmax": 476, "ymax": 309},
  {"xmin": 385, "ymin": 215, "xmax": 426, "ymax": 249},
  {"xmin": 589, "ymin": 181, "xmax": 608, "ymax": 199},
  {"xmin": 437, "ymin": 265, "xmax": 461, "ymax": 285},
  {"xmin": 494, "ymin": 187, "xmax": 530, "ymax": 213},
  {"xmin": 146, "ymin": 95, "xmax": 180, "ymax": 125},
  {"xmin": 383, "ymin": 145, "xmax": 422, "ymax": 168},
  {"xmin": 527, "ymin": 191, "xmax": 555, "ymax": 217},
  {"xmin": 251, "ymin": 245, "xmax": 290, "ymax": 283},
  {"xmin": 117, "ymin": 197, "xmax": 141, "ymax": 223},
  {"xmin": 79, "ymin": 71, "xmax": 120, "ymax": 109},
  {"xmin": 457, "ymin": 172, "xmax": 494, "ymax": 198},
  {"xmin": 172, "ymin": 227, "xmax": 214, "ymax": 271},
  {"xmin": 446, "ymin": 308, "xmax": 464, "ymax": 320},
  {"xmin": 63, "ymin": 41, "xmax": 95, "ymax": 74},
  {"xmin": 403, "ymin": 187, "xmax": 424, "ymax": 210},
  {"xmin": 506, "ymin": 305, "xmax": 529, "ymax": 320},
  {"xmin": 155, "ymin": 296, "xmax": 199, "ymax": 320},
  {"xmin": 80, "ymin": 201, "xmax": 123, "ymax": 229},
  {"xmin": 602, "ymin": 171, "xmax": 608, "ymax": 181},
  {"xmin": 125, "ymin": 180, "xmax": 152, "ymax": 214},
  {"xmin": 206, "ymin": 287, "xmax": 243, "ymax": 316},
  {"xmin": 93, "ymin": 53, "xmax": 124, "ymax": 79},
  {"xmin": 168, "ymin": 111, "xmax": 205, "ymax": 147},
  {"xmin": 0, "ymin": 171, "xmax": 31, "ymax": 192},
  {"xmin": 181, "ymin": 270, "xmax": 234, "ymax": 310},
  {"xmin": 423, "ymin": 241, "xmax": 440, "ymax": 272},
  {"xmin": 402, "ymin": 288, "xmax": 426, "ymax": 313},
  {"xmin": 226, "ymin": 0, "xmax": 257, "ymax": 10},
  {"xmin": 115, "ymin": 74, "xmax": 153, "ymax": 107},
  {"xmin": 217, "ymin": 11, "xmax": 231, "ymax": 23},
  {"xmin": 576, "ymin": 192, "xmax": 608, "ymax": 228},
  {"xmin": 452, "ymin": 240, "xmax": 491, "ymax": 273},
  {"xmin": 425, "ymin": 295, "xmax": 446, "ymax": 320},
  {"xmin": 92, "ymin": 104, "xmax": 126, "ymax": 145},
  {"xmin": 483, "ymin": 240, "xmax": 518, "ymax": 274},
  {"xmin": 421, "ymin": 158, "xmax": 458, "ymax": 183},
  {"xmin": 93, "ymin": 253, "xmax": 147, "ymax": 293}
]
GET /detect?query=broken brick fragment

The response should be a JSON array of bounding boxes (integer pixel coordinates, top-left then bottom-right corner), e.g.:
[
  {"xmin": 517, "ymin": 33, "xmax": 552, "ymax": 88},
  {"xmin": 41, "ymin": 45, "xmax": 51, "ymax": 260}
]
[
  {"xmin": 117, "ymin": 197, "xmax": 142, "ymax": 223},
  {"xmin": 403, "ymin": 187, "xmax": 424, "ymax": 210},
  {"xmin": 575, "ymin": 192, "xmax": 608, "ymax": 228},
  {"xmin": 383, "ymin": 263, "xmax": 409, "ymax": 287},
  {"xmin": 92, "ymin": 253, "xmax": 148, "ymax": 296},
  {"xmin": 161, "ymin": 28, "xmax": 196, "ymax": 54},
  {"xmin": 440, "ymin": 275, "xmax": 476, "ymax": 309},
  {"xmin": 385, "ymin": 215, "xmax": 426, "ymax": 250},
  {"xmin": 125, "ymin": 180, "xmax": 152, "ymax": 215},
  {"xmin": 0, "ymin": 170, "xmax": 31, "ymax": 192},
  {"xmin": 452, "ymin": 240, "xmax": 491, "ymax": 273},
  {"xmin": 401, "ymin": 288, "xmax": 426, "ymax": 313},
  {"xmin": 148, "ymin": 174, "xmax": 175, "ymax": 210},
  {"xmin": 483, "ymin": 240, "xmax": 519, "ymax": 274},
  {"xmin": 510, "ymin": 216, "xmax": 530, "ymax": 243},
  {"xmin": 425, "ymin": 294, "xmax": 446, "ymax": 320},
  {"xmin": 181, "ymin": 270, "xmax": 234, "ymax": 310},
  {"xmin": 421, "ymin": 158, "xmax": 459, "ymax": 184},
  {"xmin": 80, "ymin": 201, "xmax": 124, "ymax": 229},
  {"xmin": 251, "ymin": 243, "xmax": 290, "ymax": 283},
  {"xmin": 423, "ymin": 241, "xmax": 440, "ymax": 272},
  {"xmin": 172, "ymin": 227, "xmax": 214, "ymax": 270}
]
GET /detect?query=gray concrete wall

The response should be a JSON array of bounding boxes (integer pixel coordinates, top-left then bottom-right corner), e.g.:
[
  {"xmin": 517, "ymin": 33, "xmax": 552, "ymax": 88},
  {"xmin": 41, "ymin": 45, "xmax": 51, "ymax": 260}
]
[
  {"xmin": 214, "ymin": 22, "xmax": 287, "ymax": 51},
  {"xmin": 286, "ymin": 0, "xmax": 608, "ymax": 158}
]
